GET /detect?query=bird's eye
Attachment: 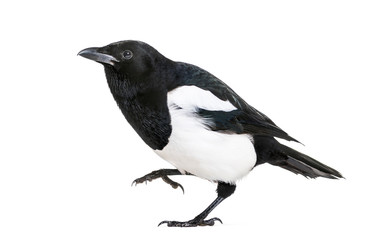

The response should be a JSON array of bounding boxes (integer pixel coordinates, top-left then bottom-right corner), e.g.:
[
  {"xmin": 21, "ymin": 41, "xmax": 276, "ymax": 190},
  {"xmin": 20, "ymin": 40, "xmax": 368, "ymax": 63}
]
[{"xmin": 122, "ymin": 50, "xmax": 133, "ymax": 60}]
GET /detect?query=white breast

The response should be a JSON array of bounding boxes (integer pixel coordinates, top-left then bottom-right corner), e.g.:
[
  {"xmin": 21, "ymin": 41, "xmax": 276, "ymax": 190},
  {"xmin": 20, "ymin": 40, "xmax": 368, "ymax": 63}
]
[{"xmin": 154, "ymin": 86, "xmax": 257, "ymax": 184}]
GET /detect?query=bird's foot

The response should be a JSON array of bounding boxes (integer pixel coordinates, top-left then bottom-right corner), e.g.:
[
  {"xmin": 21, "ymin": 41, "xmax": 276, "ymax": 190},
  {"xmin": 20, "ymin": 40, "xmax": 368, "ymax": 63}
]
[
  {"xmin": 132, "ymin": 170, "xmax": 184, "ymax": 193},
  {"xmin": 158, "ymin": 217, "xmax": 222, "ymax": 227}
]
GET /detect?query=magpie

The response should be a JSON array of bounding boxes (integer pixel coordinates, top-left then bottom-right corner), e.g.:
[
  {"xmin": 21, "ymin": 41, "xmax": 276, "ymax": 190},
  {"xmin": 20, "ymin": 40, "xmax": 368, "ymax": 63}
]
[{"xmin": 78, "ymin": 40, "xmax": 342, "ymax": 227}]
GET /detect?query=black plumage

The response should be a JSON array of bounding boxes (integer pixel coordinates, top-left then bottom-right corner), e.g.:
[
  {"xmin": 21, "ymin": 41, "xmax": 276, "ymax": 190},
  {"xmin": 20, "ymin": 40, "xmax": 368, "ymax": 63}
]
[{"xmin": 78, "ymin": 40, "xmax": 342, "ymax": 227}]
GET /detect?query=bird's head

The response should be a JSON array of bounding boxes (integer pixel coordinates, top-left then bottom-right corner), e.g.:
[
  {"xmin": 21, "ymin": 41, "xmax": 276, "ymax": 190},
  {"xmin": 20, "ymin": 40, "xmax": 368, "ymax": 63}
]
[
  {"xmin": 79, "ymin": 40, "xmax": 168, "ymax": 81},
  {"xmin": 78, "ymin": 40, "xmax": 172, "ymax": 98}
]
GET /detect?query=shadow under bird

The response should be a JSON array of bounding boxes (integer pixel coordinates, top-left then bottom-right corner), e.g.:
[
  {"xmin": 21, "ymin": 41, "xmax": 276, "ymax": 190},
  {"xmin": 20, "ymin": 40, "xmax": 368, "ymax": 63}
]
[{"xmin": 78, "ymin": 40, "xmax": 343, "ymax": 227}]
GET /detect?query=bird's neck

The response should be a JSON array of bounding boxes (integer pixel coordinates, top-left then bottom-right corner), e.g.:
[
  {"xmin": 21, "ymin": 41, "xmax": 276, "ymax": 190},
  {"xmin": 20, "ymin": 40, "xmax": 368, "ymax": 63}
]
[{"xmin": 104, "ymin": 66, "xmax": 171, "ymax": 150}]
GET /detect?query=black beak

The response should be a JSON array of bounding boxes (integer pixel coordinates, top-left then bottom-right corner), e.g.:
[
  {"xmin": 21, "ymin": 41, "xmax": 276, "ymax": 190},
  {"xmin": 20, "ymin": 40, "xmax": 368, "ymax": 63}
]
[{"xmin": 78, "ymin": 47, "xmax": 119, "ymax": 66}]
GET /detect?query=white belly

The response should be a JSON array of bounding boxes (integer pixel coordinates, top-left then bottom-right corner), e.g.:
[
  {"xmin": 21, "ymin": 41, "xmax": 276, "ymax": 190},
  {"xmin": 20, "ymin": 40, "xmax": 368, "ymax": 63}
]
[{"xmin": 154, "ymin": 86, "xmax": 257, "ymax": 183}]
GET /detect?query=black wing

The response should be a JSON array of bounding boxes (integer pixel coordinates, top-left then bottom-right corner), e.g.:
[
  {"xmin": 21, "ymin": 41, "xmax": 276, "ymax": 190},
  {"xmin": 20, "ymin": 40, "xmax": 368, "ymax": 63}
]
[
  {"xmin": 170, "ymin": 62, "xmax": 299, "ymax": 142},
  {"xmin": 198, "ymin": 109, "xmax": 299, "ymax": 142}
]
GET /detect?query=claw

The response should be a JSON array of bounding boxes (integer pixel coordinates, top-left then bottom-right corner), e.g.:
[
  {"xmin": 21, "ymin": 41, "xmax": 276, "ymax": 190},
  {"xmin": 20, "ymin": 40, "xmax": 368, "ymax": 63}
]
[
  {"xmin": 131, "ymin": 179, "xmax": 142, "ymax": 187},
  {"xmin": 161, "ymin": 176, "xmax": 185, "ymax": 194},
  {"xmin": 131, "ymin": 175, "xmax": 152, "ymax": 187},
  {"xmin": 131, "ymin": 180, "xmax": 138, "ymax": 187}
]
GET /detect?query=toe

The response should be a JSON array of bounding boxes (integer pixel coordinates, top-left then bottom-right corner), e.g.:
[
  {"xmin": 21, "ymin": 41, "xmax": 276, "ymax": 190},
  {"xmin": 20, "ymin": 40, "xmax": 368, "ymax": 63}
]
[{"xmin": 203, "ymin": 217, "xmax": 223, "ymax": 226}]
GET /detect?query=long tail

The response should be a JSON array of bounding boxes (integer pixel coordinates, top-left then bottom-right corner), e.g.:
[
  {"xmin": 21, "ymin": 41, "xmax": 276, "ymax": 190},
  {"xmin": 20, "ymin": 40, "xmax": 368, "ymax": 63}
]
[{"xmin": 274, "ymin": 144, "xmax": 343, "ymax": 179}]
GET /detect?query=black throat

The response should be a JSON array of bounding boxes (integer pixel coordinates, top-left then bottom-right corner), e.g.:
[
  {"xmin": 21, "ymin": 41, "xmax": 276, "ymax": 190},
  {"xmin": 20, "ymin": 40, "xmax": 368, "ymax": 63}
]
[{"xmin": 103, "ymin": 66, "xmax": 171, "ymax": 150}]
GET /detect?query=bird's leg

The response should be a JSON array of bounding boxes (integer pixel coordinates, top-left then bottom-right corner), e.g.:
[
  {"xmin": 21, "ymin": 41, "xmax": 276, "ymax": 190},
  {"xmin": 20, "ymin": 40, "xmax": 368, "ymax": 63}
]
[
  {"xmin": 159, "ymin": 182, "xmax": 236, "ymax": 227},
  {"xmin": 132, "ymin": 169, "xmax": 190, "ymax": 193}
]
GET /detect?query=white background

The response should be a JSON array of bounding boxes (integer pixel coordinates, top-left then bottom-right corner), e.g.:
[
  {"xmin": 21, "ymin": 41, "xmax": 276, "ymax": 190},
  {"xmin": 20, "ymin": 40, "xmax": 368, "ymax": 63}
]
[{"xmin": 1, "ymin": 0, "xmax": 383, "ymax": 239}]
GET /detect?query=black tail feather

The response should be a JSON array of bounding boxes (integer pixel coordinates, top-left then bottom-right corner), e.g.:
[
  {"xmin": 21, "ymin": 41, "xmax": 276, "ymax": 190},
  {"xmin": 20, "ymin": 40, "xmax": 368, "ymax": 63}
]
[
  {"xmin": 253, "ymin": 136, "xmax": 342, "ymax": 179},
  {"xmin": 274, "ymin": 144, "xmax": 343, "ymax": 179}
]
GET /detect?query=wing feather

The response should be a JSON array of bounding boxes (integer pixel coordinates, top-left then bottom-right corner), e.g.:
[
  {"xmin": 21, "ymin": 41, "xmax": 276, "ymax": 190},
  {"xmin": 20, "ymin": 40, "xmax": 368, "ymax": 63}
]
[{"xmin": 169, "ymin": 62, "xmax": 299, "ymax": 142}]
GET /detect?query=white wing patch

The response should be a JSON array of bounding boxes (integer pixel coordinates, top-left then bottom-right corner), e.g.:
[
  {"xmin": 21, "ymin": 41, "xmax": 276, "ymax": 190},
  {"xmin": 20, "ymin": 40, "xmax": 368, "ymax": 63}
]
[
  {"xmin": 166, "ymin": 85, "xmax": 237, "ymax": 112},
  {"xmin": 154, "ymin": 86, "xmax": 256, "ymax": 183}
]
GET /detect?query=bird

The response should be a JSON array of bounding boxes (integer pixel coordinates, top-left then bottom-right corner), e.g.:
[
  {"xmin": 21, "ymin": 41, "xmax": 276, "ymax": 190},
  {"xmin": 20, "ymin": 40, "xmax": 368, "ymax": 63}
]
[{"xmin": 78, "ymin": 40, "xmax": 343, "ymax": 227}]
